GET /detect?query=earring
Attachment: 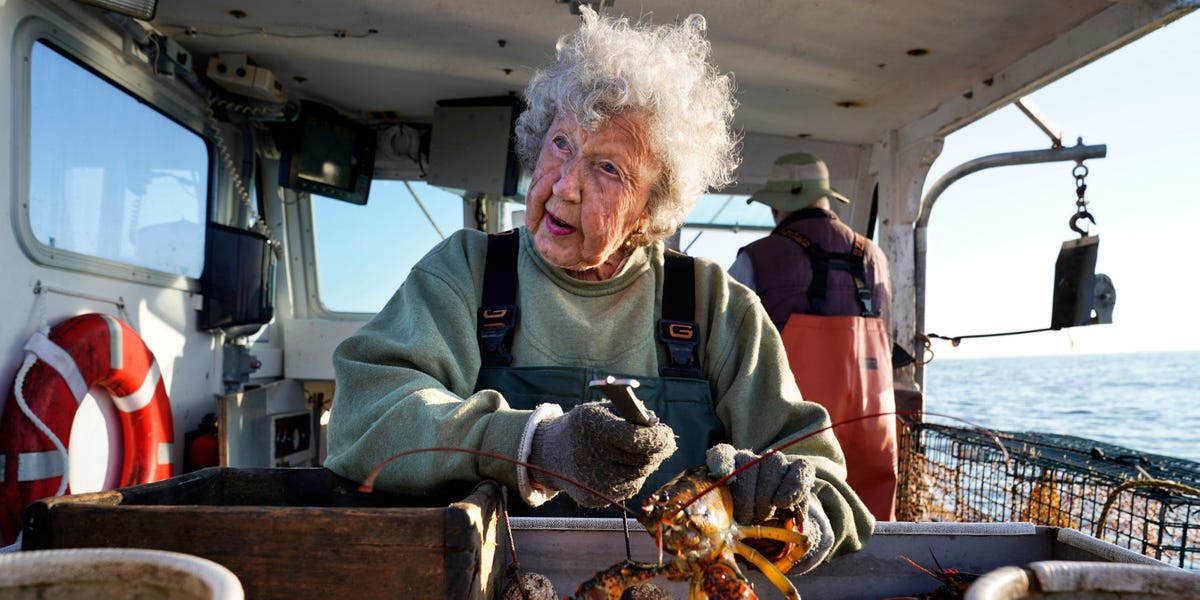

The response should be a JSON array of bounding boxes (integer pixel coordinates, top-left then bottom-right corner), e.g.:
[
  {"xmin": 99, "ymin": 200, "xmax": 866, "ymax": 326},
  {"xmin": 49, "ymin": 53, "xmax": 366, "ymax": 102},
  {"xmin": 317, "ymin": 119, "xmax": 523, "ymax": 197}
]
[{"xmin": 624, "ymin": 229, "xmax": 644, "ymax": 250}]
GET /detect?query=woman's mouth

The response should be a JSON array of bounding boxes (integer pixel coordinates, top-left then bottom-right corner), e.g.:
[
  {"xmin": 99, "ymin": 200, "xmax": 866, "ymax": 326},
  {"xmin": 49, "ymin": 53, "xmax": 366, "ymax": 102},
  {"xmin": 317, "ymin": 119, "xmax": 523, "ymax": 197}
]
[{"xmin": 544, "ymin": 211, "xmax": 575, "ymax": 236}]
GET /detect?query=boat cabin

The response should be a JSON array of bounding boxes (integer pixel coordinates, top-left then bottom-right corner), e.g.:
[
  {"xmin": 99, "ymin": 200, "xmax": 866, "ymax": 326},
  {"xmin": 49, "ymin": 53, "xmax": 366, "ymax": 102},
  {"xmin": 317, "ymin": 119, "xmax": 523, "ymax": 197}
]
[{"xmin": 1, "ymin": 0, "xmax": 1197, "ymax": 596}]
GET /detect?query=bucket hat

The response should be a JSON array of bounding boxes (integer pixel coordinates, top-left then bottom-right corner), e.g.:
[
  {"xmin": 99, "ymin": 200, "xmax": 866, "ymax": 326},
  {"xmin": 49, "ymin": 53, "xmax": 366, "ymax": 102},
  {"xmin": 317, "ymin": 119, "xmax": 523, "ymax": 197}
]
[{"xmin": 747, "ymin": 152, "xmax": 850, "ymax": 210}]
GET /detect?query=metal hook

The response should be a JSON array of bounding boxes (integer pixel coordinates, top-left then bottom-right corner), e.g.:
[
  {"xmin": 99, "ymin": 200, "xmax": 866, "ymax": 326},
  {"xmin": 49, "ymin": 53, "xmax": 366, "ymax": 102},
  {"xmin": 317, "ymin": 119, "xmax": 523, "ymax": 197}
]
[
  {"xmin": 1069, "ymin": 159, "xmax": 1095, "ymax": 237},
  {"xmin": 1069, "ymin": 210, "xmax": 1095, "ymax": 237}
]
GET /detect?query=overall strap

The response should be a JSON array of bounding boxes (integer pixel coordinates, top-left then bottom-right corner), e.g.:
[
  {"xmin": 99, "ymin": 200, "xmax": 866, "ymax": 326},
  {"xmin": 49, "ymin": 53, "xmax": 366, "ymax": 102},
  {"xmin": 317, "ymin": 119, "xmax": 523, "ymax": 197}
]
[
  {"xmin": 478, "ymin": 230, "xmax": 520, "ymax": 367},
  {"xmin": 659, "ymin": 249, "xmax": 703, "ymax": 379},
  {"xmin": 479, "ymin": 235, "xmax": 704, "ymax": 377},
  {"xmin": 773, "ymin": 228, "xmax": 873, "ymax": 318}
]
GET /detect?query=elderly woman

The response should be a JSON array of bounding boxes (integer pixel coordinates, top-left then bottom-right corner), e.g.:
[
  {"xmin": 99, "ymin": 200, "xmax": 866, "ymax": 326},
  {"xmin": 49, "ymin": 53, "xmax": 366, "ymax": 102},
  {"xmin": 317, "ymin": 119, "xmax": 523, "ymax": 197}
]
[{"xmin": 325, "ymin": 7, "xmax": 873, "ymax": 573}]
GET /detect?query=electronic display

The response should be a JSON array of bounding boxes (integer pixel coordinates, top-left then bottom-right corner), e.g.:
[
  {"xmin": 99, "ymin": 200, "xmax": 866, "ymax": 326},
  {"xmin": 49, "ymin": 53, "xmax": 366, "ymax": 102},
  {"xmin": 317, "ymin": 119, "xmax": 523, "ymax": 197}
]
[{"xmin": 278, "ymin": 101, "xmax": 376, "ymax": 204}]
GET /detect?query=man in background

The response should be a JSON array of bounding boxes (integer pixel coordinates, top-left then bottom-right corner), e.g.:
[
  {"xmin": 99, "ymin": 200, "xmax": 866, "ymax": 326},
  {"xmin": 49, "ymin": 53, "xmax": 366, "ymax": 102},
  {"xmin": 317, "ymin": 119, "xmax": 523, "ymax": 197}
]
[{"xmin": 730, "ymin": 152, "xmax": 898, "ymax": 520}]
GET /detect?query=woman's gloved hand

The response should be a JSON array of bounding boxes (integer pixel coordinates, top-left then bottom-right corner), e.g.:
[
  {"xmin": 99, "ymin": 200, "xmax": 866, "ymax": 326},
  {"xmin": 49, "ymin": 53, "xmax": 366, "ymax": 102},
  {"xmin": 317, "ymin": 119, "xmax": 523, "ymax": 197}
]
[
  {"xmin": 706, "ymin": 443, "xmax": 815, "ymax": 524},
  {"xmin": 528, "ymin": 402, "xmax": 677, "ymax": 507}
]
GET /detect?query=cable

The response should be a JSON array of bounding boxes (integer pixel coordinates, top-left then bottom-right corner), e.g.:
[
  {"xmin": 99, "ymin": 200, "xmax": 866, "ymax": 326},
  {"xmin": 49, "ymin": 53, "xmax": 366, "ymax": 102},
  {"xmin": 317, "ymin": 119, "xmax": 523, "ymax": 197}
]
[
  {"xmin": 926, "ymin": 327, "xmax": 1054, "ymax": 347},
  {"xmin": 683, "ymin": 194, "xmax": 735, "ymax": 253},
  {"xmin": 403, "ymin": 181, "xmax": 446, "ymax": 240},
  {"xmin": 203, "ymin": 96, "xmax": 284, "ymax": 258},
  {"xmin": 164, "ymin": 24, "xmax": 379, "ymax": 40}
]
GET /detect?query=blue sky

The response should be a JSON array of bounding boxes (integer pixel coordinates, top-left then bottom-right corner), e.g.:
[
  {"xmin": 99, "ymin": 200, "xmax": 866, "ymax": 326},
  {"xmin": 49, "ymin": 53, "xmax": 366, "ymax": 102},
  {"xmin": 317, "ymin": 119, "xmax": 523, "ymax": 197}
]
[
  {"xmin": 683, "ymin": 12, "xmax": 1200, "ymax": 360},
  {"xmin": 920, "ymin": 11, "xmax": 1200, "ymax": 359}
]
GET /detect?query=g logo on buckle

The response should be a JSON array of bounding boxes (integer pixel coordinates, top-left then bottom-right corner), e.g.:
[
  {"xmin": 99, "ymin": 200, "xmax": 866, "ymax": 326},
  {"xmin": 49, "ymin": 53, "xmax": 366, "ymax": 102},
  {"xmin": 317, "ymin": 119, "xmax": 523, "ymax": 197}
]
[{"xmin": 667, "ymin": 322, "xmax": 695, "ymax": 340}]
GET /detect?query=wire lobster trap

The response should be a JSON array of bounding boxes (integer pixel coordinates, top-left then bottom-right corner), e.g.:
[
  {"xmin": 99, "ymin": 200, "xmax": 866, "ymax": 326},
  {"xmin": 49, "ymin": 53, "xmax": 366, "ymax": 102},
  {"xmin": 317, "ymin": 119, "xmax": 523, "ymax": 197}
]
[{"xmin": 897, "ymin": 419, "xmax": 1200, "ymax": 570}]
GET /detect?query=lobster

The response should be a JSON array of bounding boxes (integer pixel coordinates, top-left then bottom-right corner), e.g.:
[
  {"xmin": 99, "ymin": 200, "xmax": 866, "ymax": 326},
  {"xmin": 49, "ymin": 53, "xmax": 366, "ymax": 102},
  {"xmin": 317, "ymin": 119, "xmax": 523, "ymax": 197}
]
[
  {"xmin": 357, "ymin": 410, "xmax": 997, "ymax": 600},
  {"xmin": 572, "ymin": 465, "xmax": 811, "ymax": 600},
  {"xmin": 361, "ymin": 449, "xmax": 811, "ymax": 600},
  {"xmin": 887, "ymin": 553, "xmax": 981, "ymax": 599}
]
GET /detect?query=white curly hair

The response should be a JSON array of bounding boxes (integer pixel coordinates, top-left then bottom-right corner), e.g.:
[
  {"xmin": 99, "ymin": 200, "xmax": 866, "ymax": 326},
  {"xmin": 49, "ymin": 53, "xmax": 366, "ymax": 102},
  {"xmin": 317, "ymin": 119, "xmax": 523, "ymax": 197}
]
[{"xmin": 514, "ymin": 7, "xmax": 740, "ymax": 245}]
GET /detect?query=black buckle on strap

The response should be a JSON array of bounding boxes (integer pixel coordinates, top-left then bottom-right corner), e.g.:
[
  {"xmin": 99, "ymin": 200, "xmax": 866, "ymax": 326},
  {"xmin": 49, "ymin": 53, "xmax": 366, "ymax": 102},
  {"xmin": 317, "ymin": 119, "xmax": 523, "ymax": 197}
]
[
  {"xmin": 478, "ymin": 305, "xmax": 518, "ymax": 367},
  {"xmin": 658, "ymin": 319, "xmax": 703, "ymax": 378},
  {"xmin": 856, "ymin": 284, "xmax": 874, "ymax": 317}
]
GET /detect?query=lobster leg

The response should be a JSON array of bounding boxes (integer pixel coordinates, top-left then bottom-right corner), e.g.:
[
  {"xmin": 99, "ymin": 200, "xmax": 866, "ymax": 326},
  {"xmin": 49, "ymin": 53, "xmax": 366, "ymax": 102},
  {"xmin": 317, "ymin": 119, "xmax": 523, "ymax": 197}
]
[
  {"xmin": 735, "ymin": 524, "xmax": 812, "ymax": 574},
  {"xmin": 698, "ymin": 560, "xmax": 759, "ymax": 599},
  {"xmin": 732, "ymin": 540, "xmax": 802, "ymax": 600},
  {"xmin": 573, "ymin": 559, "xmax": 687, "ymax": 600}
]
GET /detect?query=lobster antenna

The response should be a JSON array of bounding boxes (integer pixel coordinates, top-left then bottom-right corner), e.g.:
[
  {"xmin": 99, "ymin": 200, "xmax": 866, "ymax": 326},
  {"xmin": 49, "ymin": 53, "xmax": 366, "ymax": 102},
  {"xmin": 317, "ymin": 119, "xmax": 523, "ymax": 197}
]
[
  {"xmin": 672, "ymin": 410, "xmax": 1010, "ymax": 518},
  {"xmin": 358, "ymin": 446, "xmax": 636, "ymax": 516}
]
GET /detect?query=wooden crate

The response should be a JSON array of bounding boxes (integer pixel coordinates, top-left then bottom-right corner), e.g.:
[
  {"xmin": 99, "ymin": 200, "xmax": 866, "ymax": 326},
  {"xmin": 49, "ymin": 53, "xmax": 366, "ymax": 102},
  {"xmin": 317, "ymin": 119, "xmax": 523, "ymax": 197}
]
[{"xmin": 21, "ymin": 468, "xmax": 505, "ymax": 600}]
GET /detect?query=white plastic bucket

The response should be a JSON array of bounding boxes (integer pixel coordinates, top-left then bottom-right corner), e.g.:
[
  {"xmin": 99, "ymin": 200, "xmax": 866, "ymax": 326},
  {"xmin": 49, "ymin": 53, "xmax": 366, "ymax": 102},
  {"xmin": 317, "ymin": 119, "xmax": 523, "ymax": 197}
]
[
  {"xmin": 965, "ymin": 560, "xmax": 1200, "ymax": 599},
  {"xmin": 0, "ymin": 548, "xmax": 244, "ymax": 600}
]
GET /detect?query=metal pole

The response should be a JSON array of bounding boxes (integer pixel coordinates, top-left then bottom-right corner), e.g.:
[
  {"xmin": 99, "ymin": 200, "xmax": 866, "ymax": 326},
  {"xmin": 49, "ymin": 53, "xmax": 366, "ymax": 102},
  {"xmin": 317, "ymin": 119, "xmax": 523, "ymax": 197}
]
[{"xmin": 912, "ymin": 140, "xmax": 1106, "ymax": 389}]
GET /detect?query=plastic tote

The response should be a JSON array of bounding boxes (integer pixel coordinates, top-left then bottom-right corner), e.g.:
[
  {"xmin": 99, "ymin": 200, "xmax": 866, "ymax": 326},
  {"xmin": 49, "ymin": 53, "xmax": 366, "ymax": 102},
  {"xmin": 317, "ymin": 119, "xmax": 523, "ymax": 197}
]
[
  {"xmin": 966, "ymin": 560, "xmax": 1200, "ymax": 599},
  {"xmin": 0, "ymin": 548, "xmax": 244, "ymax": 600}
]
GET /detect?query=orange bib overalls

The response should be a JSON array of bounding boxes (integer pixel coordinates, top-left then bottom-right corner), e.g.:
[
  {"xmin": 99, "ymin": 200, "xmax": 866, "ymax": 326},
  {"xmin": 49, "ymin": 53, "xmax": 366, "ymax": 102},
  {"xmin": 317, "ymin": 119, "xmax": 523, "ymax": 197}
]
[{"xmin": 761, "ymin": 225, "xmax": 898, "ymax": 520}]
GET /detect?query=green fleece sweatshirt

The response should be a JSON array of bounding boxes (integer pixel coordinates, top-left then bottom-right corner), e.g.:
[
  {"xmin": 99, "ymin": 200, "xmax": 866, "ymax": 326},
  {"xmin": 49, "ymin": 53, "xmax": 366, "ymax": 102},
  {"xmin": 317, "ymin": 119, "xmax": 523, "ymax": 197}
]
[{"xmin": 325, "ymin": 227, "xmax": 874, "ymax": 556}]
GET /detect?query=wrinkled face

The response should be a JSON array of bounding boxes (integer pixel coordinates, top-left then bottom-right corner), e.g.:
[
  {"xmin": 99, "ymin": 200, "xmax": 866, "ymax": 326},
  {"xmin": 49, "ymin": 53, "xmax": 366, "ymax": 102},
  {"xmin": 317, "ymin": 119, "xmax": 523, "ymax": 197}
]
[{"xmin": 525, "ymin": 112, "xmax": 660, "ymax": 278}]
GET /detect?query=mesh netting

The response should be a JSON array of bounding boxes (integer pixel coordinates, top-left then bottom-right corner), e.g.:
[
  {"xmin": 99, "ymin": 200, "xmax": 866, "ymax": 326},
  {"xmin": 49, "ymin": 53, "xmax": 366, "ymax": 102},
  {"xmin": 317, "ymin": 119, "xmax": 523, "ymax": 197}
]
[{"xmin": 897, "ymin": 419, "xmax": 1200, "ymax": 570}]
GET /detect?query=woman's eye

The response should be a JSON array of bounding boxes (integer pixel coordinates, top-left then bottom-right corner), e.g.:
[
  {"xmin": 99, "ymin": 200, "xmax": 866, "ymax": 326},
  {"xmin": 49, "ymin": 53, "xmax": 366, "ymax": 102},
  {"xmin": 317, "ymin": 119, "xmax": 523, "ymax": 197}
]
[
  {"xmin": 599, "ymin": 162, "xmax": 620, "ymax": 176},
  {"xmin": 552, "ymin": 135, "xmax": 569, "ymax": 150}
]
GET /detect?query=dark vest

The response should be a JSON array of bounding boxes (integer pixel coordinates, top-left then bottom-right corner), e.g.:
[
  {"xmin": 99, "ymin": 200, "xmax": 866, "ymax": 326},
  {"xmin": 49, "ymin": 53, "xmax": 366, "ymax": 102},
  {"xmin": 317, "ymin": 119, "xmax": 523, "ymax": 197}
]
[
  {"xmin": 739, "ymin": 209, "xmax": 875, "ymax": 329},
  {"xmin": 474, "ymin": 231, "xmax": 724, "ymax": 516}
]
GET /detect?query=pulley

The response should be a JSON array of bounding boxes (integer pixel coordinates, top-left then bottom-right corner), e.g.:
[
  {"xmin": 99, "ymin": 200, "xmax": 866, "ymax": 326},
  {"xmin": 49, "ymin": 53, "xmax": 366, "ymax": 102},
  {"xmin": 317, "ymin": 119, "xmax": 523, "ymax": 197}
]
[{"xmin": 1051, "ymin": 158, "xmax": 1115, "ymax": 329}]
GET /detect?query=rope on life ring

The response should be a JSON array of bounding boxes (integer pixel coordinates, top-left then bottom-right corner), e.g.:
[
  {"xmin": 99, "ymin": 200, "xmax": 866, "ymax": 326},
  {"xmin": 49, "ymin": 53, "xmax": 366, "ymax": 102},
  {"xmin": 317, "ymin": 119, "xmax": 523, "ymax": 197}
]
[{"xmin": 0, "ymin": 313, "xmax": 175, "ymax": 546}]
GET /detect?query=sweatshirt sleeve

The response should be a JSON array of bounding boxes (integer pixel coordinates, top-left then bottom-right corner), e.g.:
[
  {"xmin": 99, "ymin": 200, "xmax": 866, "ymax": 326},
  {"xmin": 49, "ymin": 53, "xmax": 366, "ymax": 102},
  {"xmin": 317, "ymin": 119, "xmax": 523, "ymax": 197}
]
[
  {"xmin": 697, "ymin": 259, "xmax": 876, "ymax": 559},
  {"xmin": 323, "ymin": 232, "xmax": 531, "ymax": 493}
]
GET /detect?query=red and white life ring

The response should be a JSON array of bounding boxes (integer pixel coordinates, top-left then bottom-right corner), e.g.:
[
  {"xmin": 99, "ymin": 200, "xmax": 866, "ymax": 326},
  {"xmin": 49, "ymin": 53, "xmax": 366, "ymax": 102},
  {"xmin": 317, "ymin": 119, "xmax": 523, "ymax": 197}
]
[{"xmin": 1, "ymin": 313, "xmax": 175, "ymax": 545}]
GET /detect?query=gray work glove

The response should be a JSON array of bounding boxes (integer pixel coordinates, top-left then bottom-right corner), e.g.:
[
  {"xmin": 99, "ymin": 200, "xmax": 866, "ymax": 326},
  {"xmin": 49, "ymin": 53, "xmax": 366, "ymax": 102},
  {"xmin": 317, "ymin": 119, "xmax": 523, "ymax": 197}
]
[
  {"xmin": 528, "ymin": 402, "xmax": 676, "ymax": 507},
  {"xmin": 706, "ymin": 443, "xmax": 815, "ymax": 524}
]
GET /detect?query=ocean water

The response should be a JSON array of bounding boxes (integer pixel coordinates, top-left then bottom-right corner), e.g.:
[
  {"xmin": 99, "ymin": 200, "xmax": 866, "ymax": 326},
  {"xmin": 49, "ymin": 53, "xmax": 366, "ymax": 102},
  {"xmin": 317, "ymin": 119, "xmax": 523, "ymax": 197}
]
[{"xmin": 922, "ymin": 350, "xmax": 1200, "ymax": 464}]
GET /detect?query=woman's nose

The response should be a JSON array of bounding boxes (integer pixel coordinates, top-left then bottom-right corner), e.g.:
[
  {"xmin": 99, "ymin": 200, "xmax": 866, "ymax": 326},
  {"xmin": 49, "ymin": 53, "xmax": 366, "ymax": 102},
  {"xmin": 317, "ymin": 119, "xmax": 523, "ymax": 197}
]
[{"xmin": 551, "ymin": 158, "xmax": 582, "ymax": 202}]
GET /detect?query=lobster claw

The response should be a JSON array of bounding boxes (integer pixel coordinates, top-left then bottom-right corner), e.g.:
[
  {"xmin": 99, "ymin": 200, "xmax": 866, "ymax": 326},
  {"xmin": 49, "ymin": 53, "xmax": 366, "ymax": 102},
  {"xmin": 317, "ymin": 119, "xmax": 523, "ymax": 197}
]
[{"xmin": 740, "ymin": 511, "xmax": 800, "ymax": 563}]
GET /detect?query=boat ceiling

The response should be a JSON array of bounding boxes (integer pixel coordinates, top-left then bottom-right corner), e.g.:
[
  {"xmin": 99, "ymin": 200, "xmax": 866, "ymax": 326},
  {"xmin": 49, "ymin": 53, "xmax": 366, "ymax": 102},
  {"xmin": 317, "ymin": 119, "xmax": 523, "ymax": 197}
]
[{"xmin": 148, "ymin": 0, "xmax": 1190, "ymax": 145}]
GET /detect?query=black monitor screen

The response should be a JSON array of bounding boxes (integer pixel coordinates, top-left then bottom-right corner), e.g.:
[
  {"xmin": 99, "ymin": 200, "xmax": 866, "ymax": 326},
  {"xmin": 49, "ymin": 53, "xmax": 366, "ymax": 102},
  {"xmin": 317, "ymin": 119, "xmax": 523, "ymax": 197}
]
[
  {"xmin": 279, "ymin": 101, "xmax": 376, "ymax": 204},
  {"xmin": 198, "ymin": 222, "xmax": 276, "ymax": 335},
  {"xmin": 296, "ymin": 118, "xmax": 357, "ymax": 189}
]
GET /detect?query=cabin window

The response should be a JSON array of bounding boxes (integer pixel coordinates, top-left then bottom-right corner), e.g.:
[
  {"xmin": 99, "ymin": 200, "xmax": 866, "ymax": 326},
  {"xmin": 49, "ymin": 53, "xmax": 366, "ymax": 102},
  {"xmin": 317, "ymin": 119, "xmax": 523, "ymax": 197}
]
[
  {"xmin": 680, "ymin": 193, "xmax": 773, "ymax": 266},
  {"xmin": 27, "ymin": 41, "xmax": 208, "ymax": 279},
  {"xmin": 310, "ymin": 180, "xmax": 465, "ymax": 313}
]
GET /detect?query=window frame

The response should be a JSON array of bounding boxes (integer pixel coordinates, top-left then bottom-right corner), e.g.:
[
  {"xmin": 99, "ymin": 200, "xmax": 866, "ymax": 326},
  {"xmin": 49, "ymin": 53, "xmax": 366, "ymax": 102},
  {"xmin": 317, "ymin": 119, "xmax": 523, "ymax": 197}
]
[{"xmin": 13, "ymin": 17, "xmax": 212, "ymax": 291}]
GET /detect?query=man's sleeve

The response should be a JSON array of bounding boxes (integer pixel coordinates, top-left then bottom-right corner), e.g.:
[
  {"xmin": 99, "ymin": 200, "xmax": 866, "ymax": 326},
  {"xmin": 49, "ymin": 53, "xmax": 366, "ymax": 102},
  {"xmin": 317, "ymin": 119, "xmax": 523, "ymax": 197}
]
[{"xmin": 727, "ymin": 251, "xmax": 757, "ymax": 292}]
